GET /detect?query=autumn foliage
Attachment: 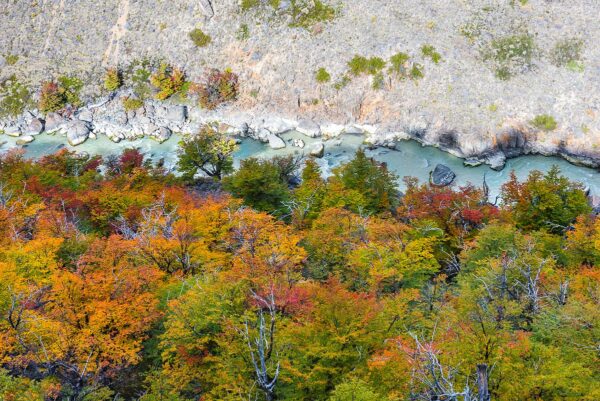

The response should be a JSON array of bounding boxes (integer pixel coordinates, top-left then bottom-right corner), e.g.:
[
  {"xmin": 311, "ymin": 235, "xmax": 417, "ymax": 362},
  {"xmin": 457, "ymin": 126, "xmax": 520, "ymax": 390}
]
[{"xmin": 0, "ymin": 148, "xmax": 598, "ymax": 400}]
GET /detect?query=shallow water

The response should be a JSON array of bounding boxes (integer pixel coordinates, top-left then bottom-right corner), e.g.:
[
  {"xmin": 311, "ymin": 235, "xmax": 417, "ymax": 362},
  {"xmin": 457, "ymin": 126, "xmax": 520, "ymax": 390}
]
[{"xmin": 2, "ymin": 131, "xmax": 599, "ymax": 199}]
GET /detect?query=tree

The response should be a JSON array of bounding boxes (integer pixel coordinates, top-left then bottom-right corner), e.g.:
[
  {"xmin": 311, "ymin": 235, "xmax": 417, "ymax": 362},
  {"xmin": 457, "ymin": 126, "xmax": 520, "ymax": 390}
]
[
  {"xmin": 326, "ymin": 149, "xmax": 399, "ymax": 214},
  {"xmin": 329, "ymin": 379, "xmax": 384, "ymax": 401},
  {"xmin": 501, "ymin": 166, "xmax": 591, "ymax": 233},
  {"xmin": 176, "ymin": 125, "xmax": 237, "ymax": 181},
  {"xmin": 223, "ymin": 158, "xmax": 290, "ymax": 214}
]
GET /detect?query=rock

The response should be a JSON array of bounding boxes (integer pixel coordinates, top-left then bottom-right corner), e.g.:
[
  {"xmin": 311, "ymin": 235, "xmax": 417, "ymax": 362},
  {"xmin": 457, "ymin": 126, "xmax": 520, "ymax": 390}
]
[
  {"xmin": 321, "ymin": 123, "xmax": 345, "ymax": 137},
  {"xmin": 310, "ymin": 142, "xmax": 325, "ymax": 158},
  {"xmin": 430, "ymin": 164, "xmax": 456, "ymax": 186},
  {"xmin": 115, "ymin": 111, "xmax": 128, "ymax": 126},
  {"xmin": 45, "ymin": 112, "xmax": 66, "ymax": 132},
  {"xmin": 268, "ymin": 134, "xmax": 286, "ymax": 149},
  {"xmin": 66, "ymin": 121, "xmax": 90, "ymax": 146},
  {"xmin": 291, "ymin": 138, "xmax": 305, "ymax": 148},
  {"xmin": 77, "ymin": 109, "xmax": 93, "ymax": 123},
  {"xmin": 152, "ymin": 127, "xmax": 172, "ymax": 143},
  {"xmin": 5, "ymin": 125, "xmax": 21, "ymax": 137},
  {"xmin": 297, "ymin": 119, "xmax": 321, "ymax": 138},
  {"xmin": 256, "ymin": 128, "xmax": 271, "ymax": 142},
  {"xmin": 160, "ymin": 105, "xmax": 187, "ymax": 124},
  {"xmin": 485, "ymin": 152, "xmax": 506, "ymax": 171},
  {"xmin": 143, "ymin": 123, "xmax": 159, "ymax": 135},
  {"xmin": 463, "ymin": 158, "xmax": 483, "ymax": 167},
  {"xmin": 262, "ymin": 116, "xmax": 295, "ymax": 134},
  {"xmin": 24, "ymin": 118, "xmax": 44, "ymax": 135},
  {"xmin": 89, "ymin": 132, "xmax": 97, "ymax": 140},
  {"xmin": 344, "ymin": 125, "xmax": 364, "ymax": 135},
  {"xmin": 16, "ymin": 135, "xmax": 35, "ymax": 145}
]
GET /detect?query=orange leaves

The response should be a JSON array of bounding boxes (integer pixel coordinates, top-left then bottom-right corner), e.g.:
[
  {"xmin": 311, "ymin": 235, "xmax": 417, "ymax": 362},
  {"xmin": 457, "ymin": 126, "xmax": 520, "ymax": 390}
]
[{"xmin": 228, "ymin": 207, "xmax": 306, "ymax": 290}]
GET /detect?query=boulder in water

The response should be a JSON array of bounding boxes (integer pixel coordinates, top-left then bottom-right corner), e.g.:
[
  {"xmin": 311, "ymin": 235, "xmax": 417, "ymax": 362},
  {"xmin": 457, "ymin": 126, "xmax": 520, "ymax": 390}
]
[
  {"xmin": 268, "ymin": 134, "xmax": 286, "ymax": 149},
  {"xmin": 151, "ymin": 127, "xmax": 172, "ymax": 143},
  {"xmin": 310, "ymin": 142, "xmax": 325, "ymax": 158},
  {"xmin": 16, "ymin": 135, "xmax": 35, "ymax": 145},
  {"xmin": 44, "ymin": 112, "xmax": 66, "ymax": 132},
  {"xmin": 430, "ymin": 164, "xmax": 456, "ymax": 186},
  {"xmin": 25, "ymin": 118, "xmax": 44, "ymax": 135},
  {"xmin": 66, "ymin": 121, "xmax": 90, "ymax": 146},
  {"xmin": 297, "ymin": 119, "xmax": 321, "ymax": 138}
]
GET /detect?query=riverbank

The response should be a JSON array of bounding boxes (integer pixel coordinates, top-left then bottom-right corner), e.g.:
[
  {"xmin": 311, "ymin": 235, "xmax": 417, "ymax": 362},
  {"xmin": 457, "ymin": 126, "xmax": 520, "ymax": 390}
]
[{"xmin": 3, "ymin": 125, "xmax": 600, "ymax": 202}]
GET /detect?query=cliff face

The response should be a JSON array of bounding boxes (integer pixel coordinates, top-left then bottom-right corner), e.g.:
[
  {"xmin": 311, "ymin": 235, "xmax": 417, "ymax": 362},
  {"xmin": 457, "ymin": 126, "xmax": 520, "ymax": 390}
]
[{"xmin": 1, "ymin": 0, "xmax": 599, "ymax": 167}]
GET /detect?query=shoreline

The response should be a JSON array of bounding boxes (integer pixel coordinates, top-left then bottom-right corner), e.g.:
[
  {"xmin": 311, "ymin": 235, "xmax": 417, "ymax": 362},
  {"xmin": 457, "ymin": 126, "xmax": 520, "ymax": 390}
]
[{"xmin": 2, "ymin": 89, "xmax": 600, "ymax": 173}]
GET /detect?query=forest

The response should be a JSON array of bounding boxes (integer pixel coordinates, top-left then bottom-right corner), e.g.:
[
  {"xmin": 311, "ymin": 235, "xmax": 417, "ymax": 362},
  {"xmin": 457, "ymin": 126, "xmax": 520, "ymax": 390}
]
[{"xmin": 0, "ymin": 131, "xmax": 598, "ymax": 400}]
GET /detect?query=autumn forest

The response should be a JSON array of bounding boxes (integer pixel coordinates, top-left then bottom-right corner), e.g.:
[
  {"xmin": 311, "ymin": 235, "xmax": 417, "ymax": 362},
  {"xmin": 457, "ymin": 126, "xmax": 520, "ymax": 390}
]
[{"xmin": 0, "ymin": 141, "xmax": 598, "ymax": 401}]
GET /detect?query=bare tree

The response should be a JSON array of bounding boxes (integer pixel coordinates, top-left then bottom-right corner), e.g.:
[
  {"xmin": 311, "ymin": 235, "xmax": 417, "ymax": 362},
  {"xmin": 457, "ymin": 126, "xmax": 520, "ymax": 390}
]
[
  {"xmin": 243, "ymin": 291, "xmax": 280, "ymax": 401},
  {"xmin": 407, "ymin": 334, "xmax": 473, "ymax": 401}
]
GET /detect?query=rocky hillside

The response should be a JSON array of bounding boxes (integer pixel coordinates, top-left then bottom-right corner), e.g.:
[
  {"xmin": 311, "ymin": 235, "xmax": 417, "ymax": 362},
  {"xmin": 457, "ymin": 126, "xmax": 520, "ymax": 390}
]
[{"xmin": 1, "ymin": 0, "xmax": 599, "ymax": 168}]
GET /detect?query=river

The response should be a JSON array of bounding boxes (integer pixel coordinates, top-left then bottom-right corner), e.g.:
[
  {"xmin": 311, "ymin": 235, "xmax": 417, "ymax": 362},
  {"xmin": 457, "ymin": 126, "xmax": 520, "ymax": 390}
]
[{"xmin": 2, "ymin": 130, "xmax": 599, "ymax": 200}]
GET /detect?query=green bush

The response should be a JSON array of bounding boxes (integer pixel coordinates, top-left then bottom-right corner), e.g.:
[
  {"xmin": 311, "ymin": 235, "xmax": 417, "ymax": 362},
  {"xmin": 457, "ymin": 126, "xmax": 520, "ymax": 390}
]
[
  {"xmin": 57, "ymin": 75, "xmax": 84, "ymax": 108},
  {"xmin": 531, "ymin": 114, "xmax": 557, "ymax": 131},
  {"xmin": 484, "ymin": 33, "xmax": 536, "ymax": 80},
  {"xmin": 550, "ymin": 38, "xmax": 583, "ymax": 67},
  {"xmin": 237, "ymin": 24, "xmax": 250, "ymax": 40},
  {"xmin": 240, "ymin": 0, "xmax": 260, "ymax": 11},
  {"xmin": 122, "ymin": 97, "xmax": 144, "ymax": 112},
  {"xmin": 348, "ymin": 55, "xmax": 386, "ymax": 76},
  {"xmin": 410, "ymin": 63, "xmax": 425, "ymax": 80},
  {"xmin": 389, "ymin": 52, "xmax": 410, "ymax": 75},
  {"xmin": 104, "ymin": 68, "xmax": 122, "ymax": 92},
  {"xmin": 421, "ymin": 44, "xmax": 442, "ymax": 64},
  {"xmin": 372, "ymin": 72, "xmax": 385, "ymax": 90},
  {"xmin": 4, "ymin": 54, "xmax": 19, "ymax": 66},
  {"xmin": 189, "ymin": 28, "xmax": 211, "ymax": 47},
  {"xmin": 0, "ymin": 76, "xmax": 31, "ymax": 118},
  {"xmin": 333, "ymin": 74, "xmax": 351, "ymax": 90},
  {"xmin": 315, "ymin": 67, "xmax": 331, "ymax": 83},
  {"xmin": 289, "ymin": 0, "xmax": 336, "ymax": 28}
]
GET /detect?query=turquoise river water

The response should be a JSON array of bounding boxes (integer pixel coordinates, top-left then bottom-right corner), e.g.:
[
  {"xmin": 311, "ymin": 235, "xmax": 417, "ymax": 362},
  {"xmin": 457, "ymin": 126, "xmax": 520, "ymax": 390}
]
[{"xmin": 2, "ymin": 130, "xmax": 599, "ymax": 200}]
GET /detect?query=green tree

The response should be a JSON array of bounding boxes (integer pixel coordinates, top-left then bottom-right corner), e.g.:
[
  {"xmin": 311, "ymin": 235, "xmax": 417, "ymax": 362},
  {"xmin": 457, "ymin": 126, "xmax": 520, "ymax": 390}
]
[
  {"xmin": 327, "ymin": 149, "xmax": 399, "ymax": 214},
  {"xmin": 329, "ymin": 379, "xmax": 385, "ymax": 401},
  {"xmin": 176, "ymin": 125, "xmax": 237, "ymax": 181},
  {"xmin": 223, "ymin": 158, "xmax": 291, "ymax": 213}
]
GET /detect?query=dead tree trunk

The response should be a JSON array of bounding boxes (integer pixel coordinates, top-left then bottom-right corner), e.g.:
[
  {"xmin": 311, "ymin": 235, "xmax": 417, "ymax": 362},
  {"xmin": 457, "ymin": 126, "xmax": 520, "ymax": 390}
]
[
  {"xmin": 245, "ymin": 291, "xmax": 280, "ymax": 401},
  {"xmin": 477, "ymin": 364, "xmax": 490, "ymax": 401}
]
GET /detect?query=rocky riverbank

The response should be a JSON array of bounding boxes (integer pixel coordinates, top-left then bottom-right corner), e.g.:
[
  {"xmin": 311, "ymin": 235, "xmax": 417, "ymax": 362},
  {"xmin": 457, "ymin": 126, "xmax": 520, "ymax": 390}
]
[
  {"xmin": 2, "ymin": 89, "xmax": 600, "ymax": 172},
  {"xmin": 1, "ymin": 0, "xmax": 599, "ymax": 169}
]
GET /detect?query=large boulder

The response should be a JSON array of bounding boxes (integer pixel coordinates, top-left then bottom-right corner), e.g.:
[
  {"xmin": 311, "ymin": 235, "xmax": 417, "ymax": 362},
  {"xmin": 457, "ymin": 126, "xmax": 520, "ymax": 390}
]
[
  {"xmin": 5, "ymin": 125, "xmax": 21, "ymax": 137},
  {"xmin": 45, "ymin": 112, "xmax": 66, "ymax": 132},
  {"xmin": 310, "ymin": 142, "xmax": 325, "ymax": 158},
  {"xmin": 24, "ymin": 118, "xmax": 44, "ymax": 135},
  {"xmin": 66, "ymin": 121, "xmax": 90, "ymax": 146},
  {"xmin": 151, "ymin": 127, "xmax": 172, "ymax": 143},
  {"xmin": 297, "ymin": 119, "xmax": 321, "ymax": 138},
  {"xmin": 157, "ymin": 105, "xmax": 187, "ymax": 124},
  {"xmin": 430, "ymin": 164, "xmax": 456, "ymax": 186},
  {"xmin": 268, "ymin": 134, "xmax": 286, "ymax": 149},
  {"xmin": 16, "ymin": 135, "xmax": 35, "ymax": 145},
  {"xmin": 77, "ymin": 109, "xmax": 94, "ymax": 123}
]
